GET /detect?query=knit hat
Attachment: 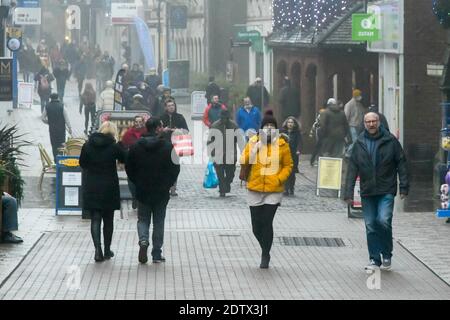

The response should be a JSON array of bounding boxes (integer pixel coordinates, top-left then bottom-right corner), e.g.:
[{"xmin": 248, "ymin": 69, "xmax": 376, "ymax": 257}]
[
  {"xmin": 353, "ymin": 89, "xmax": 362, "ymax": 98},
  {"xmin": 261, "ymin": 110, "xmax": 278, "ymax": 129}
]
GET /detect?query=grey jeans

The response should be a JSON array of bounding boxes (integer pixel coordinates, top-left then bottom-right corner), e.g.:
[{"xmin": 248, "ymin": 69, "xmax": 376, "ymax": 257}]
[{"xmin": 137, "ymin": 198, "xmax": 169, "ymax": 258}]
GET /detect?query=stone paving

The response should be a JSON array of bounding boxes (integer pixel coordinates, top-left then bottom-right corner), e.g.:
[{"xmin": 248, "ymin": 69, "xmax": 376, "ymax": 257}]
[{"xmin": 0, "ymin": 80, "xmax": 449, "ymax": 300}]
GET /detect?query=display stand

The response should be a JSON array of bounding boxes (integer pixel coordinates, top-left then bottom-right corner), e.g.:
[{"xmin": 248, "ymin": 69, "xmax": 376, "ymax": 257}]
[
  {"xmin": 436, "ymin": 103, "xmax": 450, "ymax": 219},
  {"xmin": 55, "ymin": 156, "xmax": 83, "ymax": 216}
]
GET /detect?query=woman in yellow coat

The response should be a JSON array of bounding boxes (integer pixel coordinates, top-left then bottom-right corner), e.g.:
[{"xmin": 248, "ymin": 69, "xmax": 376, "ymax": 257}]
[{"xmin": 240, "ymin": 111, "xmax": 293, "ymax": 268}]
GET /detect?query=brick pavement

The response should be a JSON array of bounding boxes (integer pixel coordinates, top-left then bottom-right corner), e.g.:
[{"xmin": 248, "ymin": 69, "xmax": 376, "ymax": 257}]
[{"xmin": 1, "ymin": 81, "xmax": 449, "ymax": 299}]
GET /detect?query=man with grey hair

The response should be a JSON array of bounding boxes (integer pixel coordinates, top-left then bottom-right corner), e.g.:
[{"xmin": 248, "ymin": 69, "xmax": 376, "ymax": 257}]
[{"xmin": 345, "ymin": 112, "xmax": 409, "ymax": 271}]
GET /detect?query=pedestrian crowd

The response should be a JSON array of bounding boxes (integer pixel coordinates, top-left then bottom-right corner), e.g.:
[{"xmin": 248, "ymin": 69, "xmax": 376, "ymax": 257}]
[{"xmin": 3, "ymin": 69, "xmax": 412, "ymax": 274}]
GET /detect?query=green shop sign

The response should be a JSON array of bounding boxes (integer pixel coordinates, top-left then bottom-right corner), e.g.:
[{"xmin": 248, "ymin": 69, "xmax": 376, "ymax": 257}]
[{"xmin": 352, "ymin": 13, "xmax": 381, "ymax": 41}]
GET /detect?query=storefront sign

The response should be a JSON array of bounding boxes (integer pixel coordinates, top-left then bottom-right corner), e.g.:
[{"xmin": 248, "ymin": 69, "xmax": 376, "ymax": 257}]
[
  {"xmin": 352, "ymin": 13, "xmax": 381, "ymax": 41},
  {"xmin": 111, "ymin": 3, "xmax": 137, "ymax": 25},
  {"xmin": 367, "ymin": 0, "xmax": 404, "ymax": 54},
  {"xmin": 14, "ymin": 7, "xmax": 41, "ymax": 25},
  {"xmin": 0, "ymin": 58, "xmax": 13, "ymax": 101}
]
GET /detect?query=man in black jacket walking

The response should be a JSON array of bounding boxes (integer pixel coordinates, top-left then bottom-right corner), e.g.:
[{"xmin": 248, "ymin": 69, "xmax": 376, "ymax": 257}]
[
  {"xmin": 125, "ymin": 118, "xmax": 180, "ymax": 264},
  {"xmin": 42, "ymin": 93, "xmax": 72, "ymax": 162},
  {"xmin": 344, "ymin": 112, "xmax": 409, "ymax": 272}
]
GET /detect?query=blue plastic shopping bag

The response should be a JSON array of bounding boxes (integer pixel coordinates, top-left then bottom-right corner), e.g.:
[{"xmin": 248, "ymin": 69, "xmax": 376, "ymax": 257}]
[{"xmin": 203, "ymin": 161, "xmax": 219, "ymax": 189}]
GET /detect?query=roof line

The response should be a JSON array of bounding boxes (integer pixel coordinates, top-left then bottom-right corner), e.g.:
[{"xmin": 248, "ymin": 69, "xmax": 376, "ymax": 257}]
[{"xmin": 316, "ymin": 2, "xmax": 364, "ymax": 45}]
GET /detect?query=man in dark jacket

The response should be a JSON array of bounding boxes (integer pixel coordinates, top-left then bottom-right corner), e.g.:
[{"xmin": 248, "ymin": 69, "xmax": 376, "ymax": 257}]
[
  {"xmin": 345, "ymin": 112, "xmax": 409, "ymax": 272},
  {"xmin": 42, "ymin": 93, "xmax": 72, "ymax": 162},
  {"xmin": 279, "ymin": 77, "xmax": 301, "ymax": 120},
  {"xmin": 207, "ymin": 110, "xmax": 245, "ymax": 197},
  {"xmin": 246, "ymin": 77, "xmax": 270, "ymax": 111},
  {"xmin": 319, "ymin": 98, "xmax": 350, "ymax": 158},
  {"xmin": 161, "ymin": 99, "xmax": 188, "ymax": 197},
  {"xmin": 205, "ymin": 76, "xmax": 221, "ymax": 104},
  {"xmin": 53, "ymin": 59, "xmax": 70, "ymax": 102},
  {"xmin": 125, "ymin": 118, "xmax": 180, "ymax": 264},
  {"xmin": 34, "ymin": 66, "xmax": 55, "ymax": 114},
  {"xmin": 202, "ymin": 95, "xmax": 227, "ymax": 128}
]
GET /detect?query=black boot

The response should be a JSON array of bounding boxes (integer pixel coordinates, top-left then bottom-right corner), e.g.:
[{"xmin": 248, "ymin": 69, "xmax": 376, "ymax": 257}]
[
  {"xmin": 95, "ymin": 246, "xmax": 104, "ymax": 262},
  {"xmin": 260, "ymin": 253, "xmax": 270, "ymax": 269},
  {"xmin": 91, "ymin": 213, "xmax": 104, "ymax": 262},
  {"xmin": 103, "ymin": 214, "xmax": 114, "ymax": 260}
]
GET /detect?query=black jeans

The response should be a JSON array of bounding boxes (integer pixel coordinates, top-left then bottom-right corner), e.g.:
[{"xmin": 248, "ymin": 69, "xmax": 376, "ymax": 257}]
[
  {"xmin": 90, "ymin": 210, "xmax": 115, "ymax": 251},
  {"xmin": 250, "ymin": 204, "xmax": 278, "ymax": 256},
  {"xmin": 214, "ymin": 164, "xmax": 236, "ymax": 194},
  {"xmin": 137, "ymin": 199, "xmax": 169, "ymax": 258},
  {"xmin": 84, "ymin": 104, "xmax": 96, "ymax": 132}
]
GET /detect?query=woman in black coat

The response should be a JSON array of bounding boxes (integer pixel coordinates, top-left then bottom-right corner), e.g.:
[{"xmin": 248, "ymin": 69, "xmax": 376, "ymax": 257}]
[
  {"xmin": 80, "ymin": 121, "xmax": 125, "ymax": 262},
  {"xmin": 281, "ymin": 116, "xmax": 303, "ymax": 196}
]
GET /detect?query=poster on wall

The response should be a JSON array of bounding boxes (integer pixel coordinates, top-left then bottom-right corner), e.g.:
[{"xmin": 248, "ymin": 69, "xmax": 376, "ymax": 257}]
[{"xmin": 0, "ymin": 58, "xmax": 13, "ymax": 102}]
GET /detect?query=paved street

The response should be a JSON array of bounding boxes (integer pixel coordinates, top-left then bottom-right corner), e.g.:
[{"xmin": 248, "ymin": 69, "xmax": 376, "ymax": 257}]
[{"xmin": 0, "ymin": 80, "xmax": 450, "ymax": 300}]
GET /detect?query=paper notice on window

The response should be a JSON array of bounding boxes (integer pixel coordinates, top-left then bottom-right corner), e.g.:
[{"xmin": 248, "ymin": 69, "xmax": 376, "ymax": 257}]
[
  {"xmin": 62, "ymin": 172, "xmax": 82, "ymax": 186},
  {"xmin": 65, "ymin": 187, "xmax": 79, "ymax": 206}
]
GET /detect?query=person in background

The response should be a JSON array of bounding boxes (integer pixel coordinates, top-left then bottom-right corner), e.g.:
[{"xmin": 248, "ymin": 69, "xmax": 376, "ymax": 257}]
[
  {"xmin": 74, "ymin": 53, "xmax": 87, "ymax": 96},
  {"xmin": 129, "ymin": 63, "xmax": 144, "ymax": 86},
  {"xmin": 207, "ymin": 109, "xmax": 243, "ymax": 197},
  {"xmin": 279, "ymin": 77, "xmax": 301, "ymax": 122},
  {"xmin": 80, "ymin": 121, "xmax": 126, "ymax": 262},
  {"xmin": 235, "ymin": 97, "xmax": 261, "ymax": 140},
  {"xmin": 205, "ymin": 76, "xmax": 221, "ymax": 105},
  {"xmin": 344, "ymin": 89, "xmax": 366, "ymax": 158},
  {"xmin": 145, "ymin": 67, "xmax": 162, "ymax": 96},
  {"xmin": 203, "ymin": 95, "xmax": 227, "ymax": 128},
  {"xmin": 53, "ymin": 59, "xmax": 70, "ymax": 102},
  {"xmin": 34, "ymin": 65, "xmax": 54, "ymax": 114},
  {"xmin": 161, "ymin": 100, "xmax": 189, "ymax": 197},
  {"xmin": 240, "ymin": 111, "xmax": 293, "ymax": 269},
  {"xmin": 42, "ymin": 93, "xmax": 72, "ymax": 162},
  {"xmin": 80, "ymin": 83, "xmax": 97, "ymax": 135},
  {"xmin": 281, "ymin": 116, "xmax": 302, "ymax": 196},
  {"xmin": 319, "ymin": 98, "xmax": 351, "ymax": 158},
  {"xmin": 1, "ymin": 193, "xmax": 23, "ymax": 244},
  {"xmin": 98, "ymin": 80, "xmax": 115, "ymax": 111},
  {"xmin": 309, "ymin": 102, "xmax": 328, "ymax": 166},
  {"xmin": 246, "ymin": 77, "xmax": 270, "ymax": 111}
]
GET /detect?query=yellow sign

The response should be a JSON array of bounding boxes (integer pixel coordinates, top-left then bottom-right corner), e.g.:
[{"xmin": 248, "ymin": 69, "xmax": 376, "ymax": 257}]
[
  {"xmin": 6, "ymin": 27, "xmax": 23, "ymax": 39},
  {"xmin": 59, "ymin": 159, "xmax": 80, "ymax": 167},
  {"xmin": 317, "ymin": 157, "xmax": 343, "ymax": 191}
]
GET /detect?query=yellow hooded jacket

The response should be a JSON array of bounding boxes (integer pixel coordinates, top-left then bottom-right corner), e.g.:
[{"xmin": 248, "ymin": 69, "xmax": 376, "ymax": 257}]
[{"xmin": 240, "ymin": 135, "xmax": 294, "ymax": 193}]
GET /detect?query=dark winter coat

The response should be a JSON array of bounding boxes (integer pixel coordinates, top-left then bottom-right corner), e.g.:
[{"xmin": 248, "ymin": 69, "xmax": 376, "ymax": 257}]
[
  {"xmin": 79, "ymin": 133, "xmax": 126, "ymax": 211},
  {"xmin": 344, "ymin": 128, "xmax": 409, "ymax": 200},
  {"xmin": 281, "ymin": 129, "xmax": 302, "ymax": 173},
  {"xmin": 279, "ymin": 85, "xmax": 301, "ymax": 119},
  {"xmin": 320, "ymin": 104, "xmax": 350, "ymax": 140},
  {"xmin": 125, "ymin": 133, "xmax": 180, "ymax": 205},
  {"xmin": 34, "ymin": 69, "xmax": 54, "ymax": 96},
  {"xmin": 207, "ymin": 118, "xmax": 243, "ymax": 165},
  {"xmin": 53, "ymin": 67, "xmax": 70, "ymax": 86},
  {"xmin": 246, "ymin": 84, "xmax": 270, "ymax": 110},
  {"xmin": 161, "ymin": 112, "xmax": 189, "ymax": 131},
  {"xmin": 46, "ymin": 100, "xmax": 67, "ymax": 147}
]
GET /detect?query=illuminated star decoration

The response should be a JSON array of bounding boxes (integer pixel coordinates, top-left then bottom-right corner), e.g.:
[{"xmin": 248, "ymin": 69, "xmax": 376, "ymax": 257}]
[{"xmin": 272, "ymin": 0, "xmax": 351, "ymax": 31}]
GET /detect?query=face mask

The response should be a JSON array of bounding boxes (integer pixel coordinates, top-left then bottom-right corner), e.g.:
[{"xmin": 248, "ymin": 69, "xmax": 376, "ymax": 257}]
[{"xmin": 356, "ymin": 96, "xmax": 362, "ymax": 102}]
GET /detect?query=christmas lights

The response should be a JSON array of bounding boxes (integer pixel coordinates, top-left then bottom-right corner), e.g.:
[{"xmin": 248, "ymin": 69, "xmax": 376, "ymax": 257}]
[
  {"xmin": 433, "ymin": 0, "xmax": 450, "ymax": 28},
  {"xmin": 273, "ymin": 0, "xmax": 351, "ymax": 31}
]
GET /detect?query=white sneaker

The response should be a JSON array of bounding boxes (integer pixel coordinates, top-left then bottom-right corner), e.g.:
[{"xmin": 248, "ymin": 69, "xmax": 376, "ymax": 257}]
[
  {"xmin": 380, "ymin": 258, "xmax": 392, "ymax": 271},
  {"xmin": 365, "ymin": 259, "xmax": 381, "ymax": 271}
]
